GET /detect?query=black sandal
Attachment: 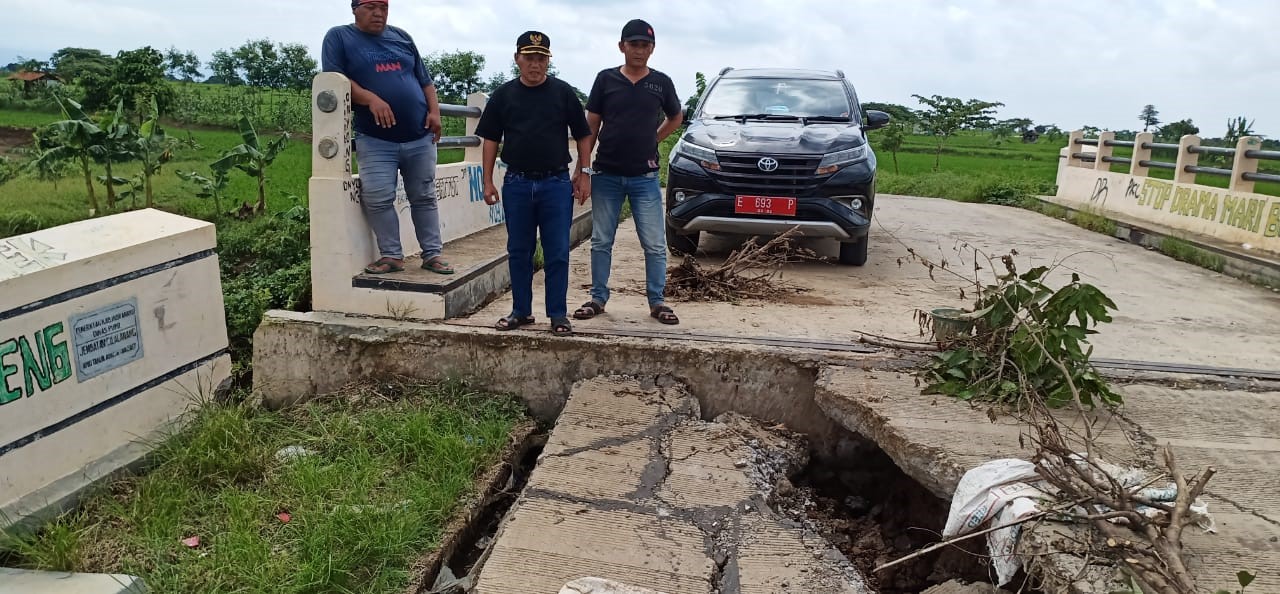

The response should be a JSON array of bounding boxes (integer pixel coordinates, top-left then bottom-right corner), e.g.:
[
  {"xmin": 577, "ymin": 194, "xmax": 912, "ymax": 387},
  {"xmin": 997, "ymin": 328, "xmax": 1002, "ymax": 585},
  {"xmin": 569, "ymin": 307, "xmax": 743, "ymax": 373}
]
[
  {"xmin": 573, "ymin": 301, "xmax": 605, "ymax": 320},
  {"xmin": 650, "ymin": 305, "xmax": 679, "ymax": 325},
  {"xmin": 551, "ymin": 317, "xmax": 573, "ymax": 336},
  {"xmin": 495, "ymin": 314, "xmax": 535, "ymax": 331}
]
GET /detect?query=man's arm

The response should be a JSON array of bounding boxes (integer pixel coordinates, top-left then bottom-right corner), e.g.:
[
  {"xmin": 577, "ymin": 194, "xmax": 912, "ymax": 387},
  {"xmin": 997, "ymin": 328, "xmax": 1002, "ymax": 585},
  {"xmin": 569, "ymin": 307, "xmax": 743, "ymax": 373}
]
[
  {"xmin": 349, "ymin": 79, "xmax": 396, "ymax": 129},
  {"xmin": 573, "ymin": 133, "xmax": 594, "ymax": 204},
  {"xmin": 481, "ymin": 139, "xmax": 501, "ymax": 205},
  {"xmin": 657, "ymin": 111, "xmax": 684, "ymax": 143},
  {"xmin": 585, "ymin": 111, "xmax": 603, "ymax": 156},
  {"xmin": 322, "ymin": 28, "xmax": 394, "ymax": 129},
  {"xmin": 423, "ymin": 84, "xmax": 442, "ymax": 142}
]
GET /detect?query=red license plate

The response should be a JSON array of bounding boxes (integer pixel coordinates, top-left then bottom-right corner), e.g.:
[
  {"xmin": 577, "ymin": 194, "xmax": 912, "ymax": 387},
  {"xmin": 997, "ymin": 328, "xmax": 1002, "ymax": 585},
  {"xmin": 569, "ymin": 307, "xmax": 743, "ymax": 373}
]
[{"xmin": 735, "ymin": 195, "xmax": 797, "ymax": 216}]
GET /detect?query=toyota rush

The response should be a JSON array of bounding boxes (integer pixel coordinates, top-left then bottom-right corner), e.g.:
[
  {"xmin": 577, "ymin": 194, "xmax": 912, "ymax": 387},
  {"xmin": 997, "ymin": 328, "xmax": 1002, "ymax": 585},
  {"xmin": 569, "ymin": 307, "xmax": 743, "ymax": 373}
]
[{"xmin": 665, "ymin": 67, "xmax": 890, "ymax": 265}]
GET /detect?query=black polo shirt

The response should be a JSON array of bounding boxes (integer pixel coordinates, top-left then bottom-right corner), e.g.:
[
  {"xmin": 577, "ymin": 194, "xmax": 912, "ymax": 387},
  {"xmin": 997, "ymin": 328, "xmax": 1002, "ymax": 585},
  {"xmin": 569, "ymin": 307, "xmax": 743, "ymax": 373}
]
[
  {"xmin": 475, "ymin": 76, "xmax": 591, "ymax": 173},
  {"xmin": 586, "ymin": 67, "xmax": 681, "ymax": 177}
]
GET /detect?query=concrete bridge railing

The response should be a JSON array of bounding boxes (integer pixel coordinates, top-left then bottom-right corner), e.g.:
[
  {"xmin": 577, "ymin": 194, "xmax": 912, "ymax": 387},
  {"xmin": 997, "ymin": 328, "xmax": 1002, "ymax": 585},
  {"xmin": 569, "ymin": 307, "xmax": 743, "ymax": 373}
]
[
  {"xmin": 308, "ymin": 72, "xmax": 589, "ymax": 321},
  {"xmin": 1055, "ymin": 130, "xmax": 1280, "ymax": 255}
]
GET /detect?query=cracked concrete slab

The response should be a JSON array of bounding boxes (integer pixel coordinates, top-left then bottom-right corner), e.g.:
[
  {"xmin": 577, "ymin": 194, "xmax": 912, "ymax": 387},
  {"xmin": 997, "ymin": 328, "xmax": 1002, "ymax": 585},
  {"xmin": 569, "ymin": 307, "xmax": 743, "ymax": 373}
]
[
  {"xmin": 474, "ymin": 375, "xmax": 870, "ymax": 594},
  {"xmin": 814, "ymin": 364, "xmax": 1280, "ymax": 593}
]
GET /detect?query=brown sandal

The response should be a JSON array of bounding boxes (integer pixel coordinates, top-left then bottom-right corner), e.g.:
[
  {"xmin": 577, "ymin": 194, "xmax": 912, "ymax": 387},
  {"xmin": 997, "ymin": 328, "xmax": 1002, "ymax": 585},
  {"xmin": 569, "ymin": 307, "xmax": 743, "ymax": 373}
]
[
  {"xmin": 364, "ymin": 257, "xmax": 405, "ymax": 274},
  {"xmin": 651, "ymin": 305, "xmax": 679, "ymax": 325},
  {"xmin": 573, "ymin": 301, "xmax": 605, "ymax": 320}
]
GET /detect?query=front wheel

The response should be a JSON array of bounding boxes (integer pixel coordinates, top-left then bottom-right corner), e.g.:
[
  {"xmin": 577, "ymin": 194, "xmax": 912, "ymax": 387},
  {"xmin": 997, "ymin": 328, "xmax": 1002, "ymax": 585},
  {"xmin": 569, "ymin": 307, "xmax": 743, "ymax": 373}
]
[
  {"xmin": 667, "ymin": 224, "xmax": 700, "ymax": 256},
  {"xmin": 838, "ymin": 236, "xmax": 868, "ymax": 266}
]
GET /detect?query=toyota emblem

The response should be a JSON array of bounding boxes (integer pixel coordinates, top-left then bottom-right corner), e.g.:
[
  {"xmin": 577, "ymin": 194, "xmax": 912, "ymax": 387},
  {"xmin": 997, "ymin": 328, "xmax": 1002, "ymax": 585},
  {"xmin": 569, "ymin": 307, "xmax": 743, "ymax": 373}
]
[{"xmin": 757, "ymin": 157, "xmax": 779, "ymax": 172}]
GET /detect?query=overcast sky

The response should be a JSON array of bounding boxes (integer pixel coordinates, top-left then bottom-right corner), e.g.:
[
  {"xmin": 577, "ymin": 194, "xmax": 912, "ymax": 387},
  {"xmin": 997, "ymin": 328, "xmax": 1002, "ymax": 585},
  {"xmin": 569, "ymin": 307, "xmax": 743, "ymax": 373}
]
[{"xmin": 4, "ymin": 0, "xmax": 1276, "ymax": 137}]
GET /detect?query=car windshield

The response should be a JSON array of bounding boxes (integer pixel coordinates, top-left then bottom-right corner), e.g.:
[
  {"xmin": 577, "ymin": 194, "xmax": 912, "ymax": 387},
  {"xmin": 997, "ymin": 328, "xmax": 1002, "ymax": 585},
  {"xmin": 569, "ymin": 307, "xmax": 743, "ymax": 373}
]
[{"xmin": 699, "ymin": 78, "xmax": 855, "ymax": 120}]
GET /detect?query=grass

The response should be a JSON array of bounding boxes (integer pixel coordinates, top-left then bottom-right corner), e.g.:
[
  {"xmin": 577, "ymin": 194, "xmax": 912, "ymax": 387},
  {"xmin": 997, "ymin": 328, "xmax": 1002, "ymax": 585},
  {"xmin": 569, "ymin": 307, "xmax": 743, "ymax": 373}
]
[
  {"xmin": 1158, "ymin": 236, "xmax": 1227, "ymax": 273},
  {"xmin": 0, "ymin": 379, "xmax": 528, "ymax": 594}
]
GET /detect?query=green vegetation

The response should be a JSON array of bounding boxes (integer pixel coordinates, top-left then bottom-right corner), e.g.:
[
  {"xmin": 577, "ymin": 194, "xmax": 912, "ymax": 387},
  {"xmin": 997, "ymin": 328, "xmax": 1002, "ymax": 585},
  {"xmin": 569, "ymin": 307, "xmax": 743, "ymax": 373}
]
[
  {"xmin": 1159, "ymin": 237, "xmax": 1227, "ymax": 273},
  {"xmin": 922, "ymin": 257, "xmax": 1121, "ymax": 409},
  {"xmin": 1, "ymin": 379, "xmax": 528, "ymax": 594}
]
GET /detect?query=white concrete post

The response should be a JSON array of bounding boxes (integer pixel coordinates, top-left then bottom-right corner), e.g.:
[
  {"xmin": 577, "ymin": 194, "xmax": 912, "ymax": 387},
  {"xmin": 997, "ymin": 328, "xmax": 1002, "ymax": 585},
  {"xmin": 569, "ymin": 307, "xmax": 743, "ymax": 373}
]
[
  {"xmin": 1094, "ymin": 131, "xmax": 1115, "ymax": 172},
  {"xmin": 1131, "ymin": 132, "xmax": 1154, "ymax": 178},
  {"xmin": 1067, "ymin": 130, "xmax": 1085, "ymax": 168},
  {"xmin": 1230, "ymin": 135, "xmax": 1262, "ymax": 194},
  {"xmin": 464, "ymin": 91, "xmax": 487, "ymax": 164},
  {"xmin": 1174, "ymin": 135, "xmax": 1201, "ymax": 184}
]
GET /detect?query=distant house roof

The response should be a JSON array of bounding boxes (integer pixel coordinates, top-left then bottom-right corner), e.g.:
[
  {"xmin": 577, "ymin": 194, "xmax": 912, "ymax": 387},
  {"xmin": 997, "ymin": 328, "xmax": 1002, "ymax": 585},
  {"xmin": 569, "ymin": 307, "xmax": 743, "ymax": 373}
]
[{"xmin": 6, "ymin": 71, "xmax": 61, "ymax": 82}]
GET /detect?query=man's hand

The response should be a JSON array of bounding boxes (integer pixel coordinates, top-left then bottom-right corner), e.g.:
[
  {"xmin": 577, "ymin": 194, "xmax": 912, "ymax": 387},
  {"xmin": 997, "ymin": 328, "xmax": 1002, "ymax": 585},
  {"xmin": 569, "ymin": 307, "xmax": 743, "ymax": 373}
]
[
  {"xmin": 572, "ymin": 173, "xmax": 591, "ymax": 205},
  {"xmin": 483, "ymin": 182, "xmax": 501, "ymax": 205},
  {"xmin": 426, "ymin": 112, "xmax": 442, "ymax": 142},
  {"xmin": 369, "ymin": 95, "xmax": 396, "ymax": 128}
]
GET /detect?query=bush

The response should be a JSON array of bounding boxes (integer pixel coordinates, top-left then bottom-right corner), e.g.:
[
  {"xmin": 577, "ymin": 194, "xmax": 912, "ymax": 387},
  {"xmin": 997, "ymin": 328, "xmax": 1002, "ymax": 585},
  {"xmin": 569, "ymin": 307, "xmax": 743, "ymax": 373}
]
[
  {"xmin": 0, "ymin": 210, "xmax": 43, "ymax": 236},
  {"xmin": 216, "ymin": 206, "xmax": 312, "ymax": 373}
]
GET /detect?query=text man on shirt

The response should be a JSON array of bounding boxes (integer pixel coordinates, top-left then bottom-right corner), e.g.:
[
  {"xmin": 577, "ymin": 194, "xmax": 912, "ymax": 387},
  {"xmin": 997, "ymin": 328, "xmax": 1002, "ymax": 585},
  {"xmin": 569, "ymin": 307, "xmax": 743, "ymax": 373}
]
[
  {"xmin": 321, "ymin": 0, "xmax": 454, "ymax": 275},
  {"xmin": 475, "ymin": 31, "xmax": 593, "ymax": 336},
  {"xmin": 574, "ymin": 19, "xmax": 684, "ymax": 325}
]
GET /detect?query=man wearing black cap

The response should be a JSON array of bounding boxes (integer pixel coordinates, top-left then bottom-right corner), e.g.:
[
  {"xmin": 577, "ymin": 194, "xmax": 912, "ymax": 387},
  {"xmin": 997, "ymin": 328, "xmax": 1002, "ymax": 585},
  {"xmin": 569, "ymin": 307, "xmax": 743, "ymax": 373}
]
[
  {"xmin": 573, "ymin": 19, "xmax": 684, "ymax": 326},
  {"xmin": 321, "ymin": 0, "xmax": 454, "ymax": 276},
  {"xmin": 474, "ymin": 31, "xmax": 593, "ymax": 336}
]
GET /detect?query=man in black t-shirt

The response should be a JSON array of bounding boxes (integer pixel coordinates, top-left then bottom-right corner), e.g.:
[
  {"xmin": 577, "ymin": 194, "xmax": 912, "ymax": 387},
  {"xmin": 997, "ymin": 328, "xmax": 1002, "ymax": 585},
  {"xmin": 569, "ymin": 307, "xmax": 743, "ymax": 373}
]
[
  {"xmin": 474, "ymin": 31, "xmax": 593, "ymax": 336},
  {"xmin": 573, "ymin": 19, "xmax": 684, "ymax": 326}
]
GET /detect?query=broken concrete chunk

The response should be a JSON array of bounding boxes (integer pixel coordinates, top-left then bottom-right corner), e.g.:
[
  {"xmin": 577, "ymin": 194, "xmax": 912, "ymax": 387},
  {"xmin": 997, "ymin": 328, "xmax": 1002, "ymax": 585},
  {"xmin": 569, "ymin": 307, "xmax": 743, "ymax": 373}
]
[
  {"xmin": 559, "ymin": 577, "xmax": 670, "ymax": 594},
  {"xmin": 921, "ymin": 579, "xmax": 1005, "ymax": 594}
]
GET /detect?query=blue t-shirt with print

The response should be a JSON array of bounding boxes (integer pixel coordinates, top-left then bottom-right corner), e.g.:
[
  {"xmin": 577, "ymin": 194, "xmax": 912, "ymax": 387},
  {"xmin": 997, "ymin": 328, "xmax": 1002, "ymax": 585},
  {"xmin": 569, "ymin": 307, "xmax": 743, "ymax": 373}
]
[{"xmin": 321, "ymin": 24, "xmax": 434, "ymax": 143}]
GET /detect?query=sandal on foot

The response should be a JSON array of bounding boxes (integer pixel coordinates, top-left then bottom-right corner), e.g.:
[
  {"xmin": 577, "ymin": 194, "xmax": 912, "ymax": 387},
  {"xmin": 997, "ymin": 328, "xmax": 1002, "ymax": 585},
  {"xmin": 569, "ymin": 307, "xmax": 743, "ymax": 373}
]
[
  {"xmin": 551, "ymin": 317, "xmax": 573, "ymax": 336},
  {"xmin": 364, "ymin": 257, "xmax": 405, "ymax": 274},
  {"xmin": 422, "ymin": 257, "xmax": 455, "ymax": 275},
  {"xmin": 573, "ymin": 301, "xmax": 605, "ymax": 320},
  {"xmin": 495, "ymin": 314, "xmax": 535, "ymax": 331},
  {"xmin": 651, "ymin": 305, "xmax": 679, "ymax": 325}
]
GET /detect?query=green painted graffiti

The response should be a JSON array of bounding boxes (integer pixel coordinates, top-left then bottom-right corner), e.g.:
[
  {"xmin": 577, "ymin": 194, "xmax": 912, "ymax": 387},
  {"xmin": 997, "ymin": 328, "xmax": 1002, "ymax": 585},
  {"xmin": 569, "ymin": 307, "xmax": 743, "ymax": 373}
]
[{"xmin": 0, "ymin": 322, "xmax": 72, "ymax": 405}]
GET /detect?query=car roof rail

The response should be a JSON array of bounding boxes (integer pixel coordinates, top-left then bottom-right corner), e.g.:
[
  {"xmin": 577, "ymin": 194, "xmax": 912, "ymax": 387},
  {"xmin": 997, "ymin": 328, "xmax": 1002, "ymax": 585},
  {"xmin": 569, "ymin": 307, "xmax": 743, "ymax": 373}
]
[
  {"xmin": 836, "ymin": 69, "xmax": 845, "ymax": 79},
  {"xmin": 719, "ymin": 66, "xmax": 734, "ymax": 75}
]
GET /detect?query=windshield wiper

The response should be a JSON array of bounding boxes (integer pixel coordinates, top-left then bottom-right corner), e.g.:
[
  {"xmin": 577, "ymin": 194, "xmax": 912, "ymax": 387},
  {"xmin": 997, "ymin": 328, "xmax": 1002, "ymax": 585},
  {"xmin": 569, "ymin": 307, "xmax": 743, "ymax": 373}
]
[
  {"xmin": 712, "ymin": 113, "xmax": 801, "ymax": 122},
  {"xmin": 804, "ymin": 115, "xmax": 853, "ymax": 124}
]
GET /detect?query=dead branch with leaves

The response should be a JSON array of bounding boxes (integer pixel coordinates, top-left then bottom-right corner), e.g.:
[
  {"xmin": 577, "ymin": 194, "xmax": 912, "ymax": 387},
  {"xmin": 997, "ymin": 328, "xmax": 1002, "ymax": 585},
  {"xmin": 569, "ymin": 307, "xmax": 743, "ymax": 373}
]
[{"xmin": 665, "ymin": 227, "xmax": 820, "ymax": 302}]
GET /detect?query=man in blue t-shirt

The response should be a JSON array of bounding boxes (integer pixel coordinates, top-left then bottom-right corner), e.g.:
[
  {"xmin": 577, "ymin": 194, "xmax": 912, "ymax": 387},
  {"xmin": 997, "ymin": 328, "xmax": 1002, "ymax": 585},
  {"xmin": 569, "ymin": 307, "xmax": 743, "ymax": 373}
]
[{"xmin": 322, "ymin": 0, "xmax": 453, "ymax": 275}]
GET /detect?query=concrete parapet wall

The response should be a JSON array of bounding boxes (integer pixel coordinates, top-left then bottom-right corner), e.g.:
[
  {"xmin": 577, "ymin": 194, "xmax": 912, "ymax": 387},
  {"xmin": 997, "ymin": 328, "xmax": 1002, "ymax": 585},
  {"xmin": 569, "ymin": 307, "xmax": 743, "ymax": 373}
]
[
  {"xmin": 314, "ymin": 73, "xmax": 588, "ymax": 323},
  {"xmin": 1056, "ymin": 155, "xmax": 1280, "ymax": 256},
  {"xmin": 0, "ymin": 210, "xmax": 231, "ymax": 530}
]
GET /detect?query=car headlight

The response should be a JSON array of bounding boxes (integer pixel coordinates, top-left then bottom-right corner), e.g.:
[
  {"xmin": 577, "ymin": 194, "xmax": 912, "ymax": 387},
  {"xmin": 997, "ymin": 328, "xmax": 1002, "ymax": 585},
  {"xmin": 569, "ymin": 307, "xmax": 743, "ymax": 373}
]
[
  {"xmin": 816, "ymin": 145, "xmax": 867, "ymax": 174},
  {"xmin": 673, "ymin": 139, "xmax": 721, "ymax": 170}
]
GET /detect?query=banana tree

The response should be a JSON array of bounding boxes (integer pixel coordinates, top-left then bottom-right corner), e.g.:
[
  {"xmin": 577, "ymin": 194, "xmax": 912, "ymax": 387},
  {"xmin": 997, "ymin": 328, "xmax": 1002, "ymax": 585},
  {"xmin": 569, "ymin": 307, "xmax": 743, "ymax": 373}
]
[
  {"xmin": 34, "ymin": 97, "xmax": 105, "ymax": 214},
  {"xmin": 92, "ymin": 99, "xmax": 138, "ymax": 209},
  {"xmin": 211, "ymin": 116, "xmax": 289, "ymax": 214},
  {"xmin": 134, "ymin": 97, "xmax": 176, "ymax": 208},
  {"xmin": 177, "ymin": 168, "xmax": 230, "ymax": 218}
]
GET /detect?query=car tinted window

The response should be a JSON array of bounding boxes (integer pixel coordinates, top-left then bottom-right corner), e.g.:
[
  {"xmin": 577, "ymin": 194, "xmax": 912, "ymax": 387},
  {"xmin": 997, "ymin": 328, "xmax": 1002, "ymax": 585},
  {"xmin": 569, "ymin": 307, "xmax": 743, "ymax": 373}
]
[{"xmin": 700, "ymin": 78, "xmax": 855, "ymax": 119}]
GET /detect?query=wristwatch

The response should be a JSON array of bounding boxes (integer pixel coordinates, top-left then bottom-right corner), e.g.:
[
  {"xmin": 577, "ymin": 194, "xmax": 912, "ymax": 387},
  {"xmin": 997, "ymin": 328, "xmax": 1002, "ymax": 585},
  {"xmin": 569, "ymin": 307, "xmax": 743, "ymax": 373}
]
[{"xmin": 580, "ymin": 167, "xmax": 596, "ymax": 176}]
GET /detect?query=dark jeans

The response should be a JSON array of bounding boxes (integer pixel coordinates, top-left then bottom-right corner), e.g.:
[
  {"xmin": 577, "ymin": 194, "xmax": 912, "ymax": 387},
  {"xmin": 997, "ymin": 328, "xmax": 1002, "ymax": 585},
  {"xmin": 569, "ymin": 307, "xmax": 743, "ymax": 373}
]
[{"xmin": 502, "ymin": 170, "xmax": 573, "ymax": 320}]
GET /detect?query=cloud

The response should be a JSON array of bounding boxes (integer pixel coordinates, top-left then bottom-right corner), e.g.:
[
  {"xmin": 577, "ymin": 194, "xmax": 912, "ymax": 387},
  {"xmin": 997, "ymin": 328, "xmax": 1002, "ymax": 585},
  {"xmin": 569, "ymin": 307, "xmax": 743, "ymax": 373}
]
[{"xmin": 3, "ymin": 0, "xmax": 1276, "ymax": 136}]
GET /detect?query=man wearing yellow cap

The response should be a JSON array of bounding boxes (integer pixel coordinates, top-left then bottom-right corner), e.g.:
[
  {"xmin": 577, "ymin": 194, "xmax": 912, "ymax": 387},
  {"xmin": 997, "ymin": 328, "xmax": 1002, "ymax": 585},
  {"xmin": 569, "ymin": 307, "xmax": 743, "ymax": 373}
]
[{"xmin": 322, "ymin": 0, "xmax": 454, "ymax": 276}]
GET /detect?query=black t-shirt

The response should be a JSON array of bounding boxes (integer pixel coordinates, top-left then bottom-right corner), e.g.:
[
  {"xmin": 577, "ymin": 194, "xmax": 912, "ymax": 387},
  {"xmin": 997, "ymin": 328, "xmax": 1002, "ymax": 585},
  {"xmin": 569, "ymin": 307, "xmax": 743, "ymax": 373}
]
[
  {"xmin": 586, "ymin": 67, "xmax": 682, "ymax": 176},
  {"xmin": 474, "ymin": 76, "xmax": 591, "ymax": 172}
]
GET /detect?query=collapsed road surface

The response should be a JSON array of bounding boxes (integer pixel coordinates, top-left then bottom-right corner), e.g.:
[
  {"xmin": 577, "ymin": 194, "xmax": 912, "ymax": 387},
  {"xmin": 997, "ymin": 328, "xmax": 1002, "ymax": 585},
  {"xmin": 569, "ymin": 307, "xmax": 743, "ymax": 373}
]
[{"xmin": 471, "ymin": 375, "xmax": 870, "ymax": 594}]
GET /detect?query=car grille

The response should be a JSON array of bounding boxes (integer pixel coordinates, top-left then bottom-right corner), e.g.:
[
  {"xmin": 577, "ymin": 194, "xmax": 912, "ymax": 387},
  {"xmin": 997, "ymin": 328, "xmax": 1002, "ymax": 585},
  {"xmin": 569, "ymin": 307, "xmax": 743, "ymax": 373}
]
[{"xmin": 709, "ymin": 153, "xmax": 828, "ymax": 197}]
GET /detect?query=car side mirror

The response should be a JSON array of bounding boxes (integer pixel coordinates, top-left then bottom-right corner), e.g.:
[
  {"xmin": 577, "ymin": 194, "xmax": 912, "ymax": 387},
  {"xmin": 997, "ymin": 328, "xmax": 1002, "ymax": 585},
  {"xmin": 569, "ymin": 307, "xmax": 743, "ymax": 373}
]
[{"xmin": 864, "ymin": 110, "xmax": 891, "ymax": 130}]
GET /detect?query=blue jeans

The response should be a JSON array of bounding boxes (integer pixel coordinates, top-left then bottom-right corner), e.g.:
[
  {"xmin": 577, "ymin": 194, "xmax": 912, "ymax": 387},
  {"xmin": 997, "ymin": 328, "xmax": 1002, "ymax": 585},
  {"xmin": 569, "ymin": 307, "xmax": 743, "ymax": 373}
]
[
  {"xmin": 590, "ymin": 172, "xmax": 666, "ymax": 307},
  {"xmin": 502, "ymin": 170, "xmax": 574, "ymax": 320},
  {"xmin": 355, "ymin": 133, "xmax": 442, "ymax": 260}
]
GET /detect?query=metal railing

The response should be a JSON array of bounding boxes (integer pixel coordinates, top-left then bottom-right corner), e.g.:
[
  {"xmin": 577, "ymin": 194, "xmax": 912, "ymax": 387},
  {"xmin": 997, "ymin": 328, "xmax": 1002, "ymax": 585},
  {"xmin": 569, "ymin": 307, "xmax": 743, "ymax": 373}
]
[
  {"xmin": 438, "ymin": 103, "xmax": 483, "ymax": 150},
  {"xmin": 1067, "ymin": 131, "xmax": 1280, "ymax": 189}
]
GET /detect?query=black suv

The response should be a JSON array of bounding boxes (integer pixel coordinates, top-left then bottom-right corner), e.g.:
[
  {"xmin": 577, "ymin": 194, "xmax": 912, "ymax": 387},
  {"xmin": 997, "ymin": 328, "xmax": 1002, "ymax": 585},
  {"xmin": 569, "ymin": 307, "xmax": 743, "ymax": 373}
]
[{"xmin": 665, "ymin": 68, "xmax": 890, "ymax": 265}]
